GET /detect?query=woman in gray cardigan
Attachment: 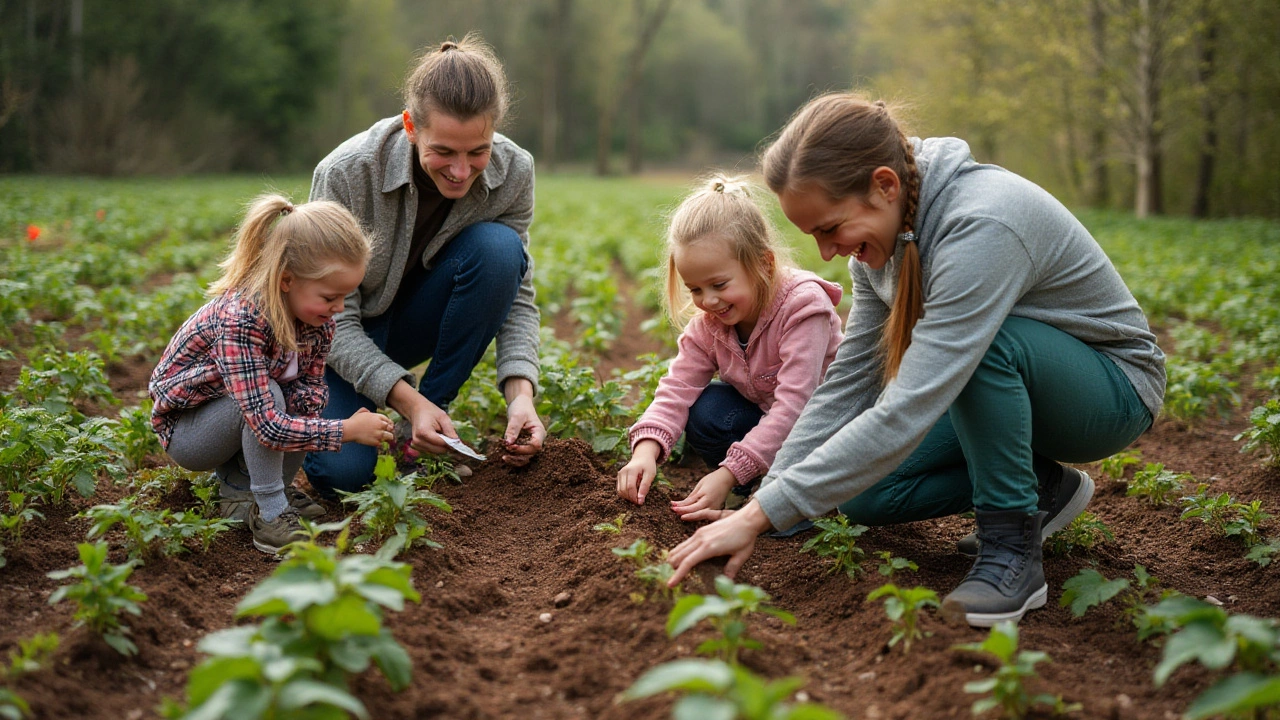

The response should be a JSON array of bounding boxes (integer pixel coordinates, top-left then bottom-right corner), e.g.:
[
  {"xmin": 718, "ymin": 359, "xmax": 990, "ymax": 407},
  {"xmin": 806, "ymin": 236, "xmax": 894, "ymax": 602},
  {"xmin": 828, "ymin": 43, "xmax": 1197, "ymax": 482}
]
[
  {"xmin": 666, "ymin": 93, "xmax": 1164, "ymax": 628},
  {"xmin": 298, "ymin": 35, "xmax": 545, "ymax": 497}
]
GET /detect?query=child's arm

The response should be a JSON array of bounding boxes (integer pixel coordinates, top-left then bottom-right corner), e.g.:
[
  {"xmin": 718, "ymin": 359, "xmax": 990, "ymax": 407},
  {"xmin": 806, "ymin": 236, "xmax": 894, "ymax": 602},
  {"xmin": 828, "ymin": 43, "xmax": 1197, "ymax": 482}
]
[{"xmin": 617, "ymin": 439, "xmax": 662, "ymax": 505}]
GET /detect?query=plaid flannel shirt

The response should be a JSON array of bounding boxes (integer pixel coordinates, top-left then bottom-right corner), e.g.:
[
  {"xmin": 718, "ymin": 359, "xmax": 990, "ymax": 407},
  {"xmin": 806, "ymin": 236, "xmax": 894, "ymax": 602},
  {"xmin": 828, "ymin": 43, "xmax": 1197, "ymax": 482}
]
[{"xmin": 149, "ymin": 291, "xmax": 344, "ymax": 452}]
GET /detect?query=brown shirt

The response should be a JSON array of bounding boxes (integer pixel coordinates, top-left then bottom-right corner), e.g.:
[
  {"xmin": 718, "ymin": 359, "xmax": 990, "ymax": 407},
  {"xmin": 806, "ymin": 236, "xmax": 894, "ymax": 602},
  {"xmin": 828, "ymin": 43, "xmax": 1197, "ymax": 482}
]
[{"xmin": 402, "ymin": 158, "xmax": 454, "ymax": 286}]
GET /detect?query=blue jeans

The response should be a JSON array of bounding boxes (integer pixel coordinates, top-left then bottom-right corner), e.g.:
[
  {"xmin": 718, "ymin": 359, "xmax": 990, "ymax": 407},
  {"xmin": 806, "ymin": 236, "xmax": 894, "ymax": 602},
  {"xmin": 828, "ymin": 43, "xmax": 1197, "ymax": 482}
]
[
  {"xmin": 304, "ymin": 222, "xmax": 527, "ymax": 498},
  {"xmin": 839, "ymin": 316, "xmax": 1153, "ymax": 524},
  {"xmin": 684, "ymin": 382, "xmax": 764, "ymax": 473}
]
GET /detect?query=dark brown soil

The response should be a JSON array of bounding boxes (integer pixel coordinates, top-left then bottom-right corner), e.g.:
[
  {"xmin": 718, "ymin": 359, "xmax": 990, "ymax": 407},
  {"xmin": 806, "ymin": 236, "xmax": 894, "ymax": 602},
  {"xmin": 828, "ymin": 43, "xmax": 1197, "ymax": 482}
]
[{"xmin": 4, "ymin": 420, "xmax": 1277, "ymax": 719}]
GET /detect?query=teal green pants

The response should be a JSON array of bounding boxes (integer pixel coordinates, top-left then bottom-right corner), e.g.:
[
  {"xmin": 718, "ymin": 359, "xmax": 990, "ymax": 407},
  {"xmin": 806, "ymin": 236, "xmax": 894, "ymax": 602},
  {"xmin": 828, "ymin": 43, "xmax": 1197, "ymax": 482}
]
[{"xmin": 839, "ymin": 316, "xmax": 1152, "ymax": 523}]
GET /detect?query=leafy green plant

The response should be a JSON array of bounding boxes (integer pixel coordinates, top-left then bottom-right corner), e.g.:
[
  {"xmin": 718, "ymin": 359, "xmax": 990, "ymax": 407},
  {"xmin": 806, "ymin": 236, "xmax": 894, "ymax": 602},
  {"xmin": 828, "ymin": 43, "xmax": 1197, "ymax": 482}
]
[
  {"xmin": 1226, "ymin": 500, "xmax": 1272, "ymax": 547},
  {"xmin": 9, "ymin": 349, "xmax": 117, "ymax": 418},
  {"xmin": 166, "ymin": 526, "xmax": 420, "ymax": 720},
  {"xmin": 1, "ymin": 492, "xmax": 43, "ymax": 544},
  {"xmin": 1163, "ymin": 357, "xmax": 1241, "ymax": 423},
  {"xmin": 1058, "ymin": 569, "xmax": 1131, "ymax": 618},
  {"xmin": 593, "ymin": 513, "xmax": 628, "ymax": 534},
  {"xmin": 1148, "ymin": 596, "xmax": 1280, "ymax": 720},
  {"xmin": 1247, "ymin": 538, "xmax": 1280, "ymax": 567},
  {"xmin": 1235, "ymin": 399, "xmax": 1280, "ymax": 468},
  {"xmin": 0, "ymin": 689, "xmax": 30, "ymax": 720},
  {"xmin": 666, "ymin": 575, "xmax": 795, "ymax": 665},
  {"xmin": 875, "ymin": 551, "xmax": 918, "ymax": 580},
  {"xmin": 634, "ymin": 551, "xmax": 682, "ymax": 602},
  {"xmin": 612, "ymin": 538, "xmax": 654, "ymax": 569},
  {"xmin": 1098, "ymin": 449, "xmax": 1142, "ymax": 480},
  {"xmin": 865, "ymin": 584, "xmax": 938, "ymax": 653},
  {"xmin": 2, "ymin": 632, "xmax": 59, "ymax": 680},
  {"xmin": 28, "ymin": 416, "xmax": 124, "ymax": 504},
  {"xmin": 953, "ymin": 621, "xmax": 1081, "ymax": 719},
  {"xmin": 618, "ymin": 658, "xmax": 844, "ymax": 720},
  {"xmin": 115, "ymin": 401, "xmax": 162, "ymax": 471},
  {"xmin": 340, "ymin": 454, "xmax": 452, "ymax": 553},
  {"xmin": 1126, "ymin": 462, "xmax": 1189, "ymax": 506},
  {"xmin": 800, "ymin": 514, "xmax": 868, "ymax": 578},
  {"xmin": 47, "ymin": 541, "xmax": 148, "ymax": 656},
  {"xmin": 1057, "ymin": 565, "xmax": 1178, "ymax": 640},
  {"xmin": 536, "ymin": 349, "xmax": 633, "ymax": 454},
  {"xmin": 1044, "ymin": 511, "xmax": 1113, "ymax": 556},
  {"xmin": 82, "ymin": 496, "xmax": 234, "ymax": 560}
]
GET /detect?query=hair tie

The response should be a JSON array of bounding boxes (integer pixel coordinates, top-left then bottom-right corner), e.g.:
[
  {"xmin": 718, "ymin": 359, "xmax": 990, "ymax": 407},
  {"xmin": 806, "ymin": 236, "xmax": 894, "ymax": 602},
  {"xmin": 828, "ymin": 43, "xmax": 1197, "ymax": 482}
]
[
  {"xmin": 281, "ymin": 203, "xmax": 295, "ymax": 217},
  {"xmin": 874, "ymin": 100, "xmax": 887, "ymax": 110},
  {"xmin": 441, "ymin": 36, "xmax": 458, "ymax": 52},
  {"xmin": 712, "ymin": 180, "xmax": 726, "ymax": 193},
  {"xmin": 897, "ymin": 231, "xmax": 915, "ymax": 244}
]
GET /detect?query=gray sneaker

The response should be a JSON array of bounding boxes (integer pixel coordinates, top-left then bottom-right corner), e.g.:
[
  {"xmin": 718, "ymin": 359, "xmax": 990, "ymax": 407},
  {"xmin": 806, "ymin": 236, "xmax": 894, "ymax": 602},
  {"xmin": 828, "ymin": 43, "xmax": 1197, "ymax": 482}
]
[
  {"xmin": 284, "ymin": 486, "xmax": 326, "ymax": 520},
  {"xmin": 943, "ymin": 509, "xmax": 1048, "ymax": 627},
  {"xmin": 956, "ymin": 465, "xmax": 1094, "ymax": 556},
  {"xmin": 249, "ymin": 505, "xmax": 306, "ymax": 555},
  {"xmin": 215, "ymin": 455, "xmax": 324, "ymax": 522}
]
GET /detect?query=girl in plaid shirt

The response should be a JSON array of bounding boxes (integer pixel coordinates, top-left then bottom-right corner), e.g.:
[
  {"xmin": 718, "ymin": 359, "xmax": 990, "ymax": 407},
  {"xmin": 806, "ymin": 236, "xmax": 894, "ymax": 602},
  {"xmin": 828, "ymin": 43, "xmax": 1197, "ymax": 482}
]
[{"xmin": 149, "ymin": 193, "xmax": 394, "ymax": 554}]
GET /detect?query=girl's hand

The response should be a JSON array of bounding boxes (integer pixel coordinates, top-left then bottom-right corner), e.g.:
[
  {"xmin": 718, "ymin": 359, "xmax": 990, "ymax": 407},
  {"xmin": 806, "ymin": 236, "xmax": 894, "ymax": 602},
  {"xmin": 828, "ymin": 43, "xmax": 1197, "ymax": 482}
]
[
  {"xmin": 342, "ymin": 407, "xmax": 395, "ymax": 447},
  {"xmin": 617, "ymin": 440, "xmax": 662, "ymax": 505},
  {"xmin": 671, "ymin": 467, "xmax": 738, "ymax": 522},
  {"xmin": 667, "ymin": 500, "xmax": 775, "ymax": 587}
]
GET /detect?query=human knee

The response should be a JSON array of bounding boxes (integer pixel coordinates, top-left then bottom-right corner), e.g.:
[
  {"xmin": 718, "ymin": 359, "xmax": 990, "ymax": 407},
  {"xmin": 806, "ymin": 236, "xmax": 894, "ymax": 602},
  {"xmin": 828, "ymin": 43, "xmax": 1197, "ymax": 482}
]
[
  {"xmin": 456, "ymin": 222, "xmax": 526, "ymax": 278},
  {"xmin": 303, "ymin": 447, "xmax": 377, "ymax": 499}
]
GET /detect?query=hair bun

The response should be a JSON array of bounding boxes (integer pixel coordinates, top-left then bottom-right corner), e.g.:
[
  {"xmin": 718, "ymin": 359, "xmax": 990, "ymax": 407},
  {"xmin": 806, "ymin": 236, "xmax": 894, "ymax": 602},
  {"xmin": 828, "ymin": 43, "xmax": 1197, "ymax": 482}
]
[
  {"xmin": 873, "ymin": 100, "xmax": 887, "ymax": 109},
  {"xmin": 441, "ymin": 37, "xmax": 458, "ymax": 52},
  {"xmin": 712, "ymin": 180, "xmax": 726, "ymax": 193},
  {"xmin": 280, "ymin": 203, "xmax": 295, "ymax": 216}
]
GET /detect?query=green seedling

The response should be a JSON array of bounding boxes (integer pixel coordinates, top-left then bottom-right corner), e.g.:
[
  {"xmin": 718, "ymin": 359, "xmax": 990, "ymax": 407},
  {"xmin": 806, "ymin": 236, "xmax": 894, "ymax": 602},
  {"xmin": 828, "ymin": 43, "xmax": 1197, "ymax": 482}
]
[
  {"xmin": 953, "ymin": 621, "xmax": 1081, "ymax": 719},
  {"xmin": 1058, "ymin": 565, "xmax": 1178, "ymax": 640},
  {"xmin": 1246, "ymin": 537, "xmax": 1280, "ymax": 567},
  {"xmin": 801, "ymin": 514, "xmax": 869, "ymax": 578},
  {"xmin": 1126, "ymin": 462, "xmax": 1189, "ymax": 506},
  {"xmin": 875, "ymin": 551, "xmax": 918, "ymax": 580},
  {"xmin": 1163, "ymin": 357, "xmax": 1240, "ymax": 423},
  {"xmin": 1, "ymin": 492, "xmax": 43, "ymax": 545},
  {"xmin": 618, "ymin": 658, "xmax": 844, "ymax": 720},
  {"xmin": 3, "ymin": 632, "xmax": 58, "ymax": 680},
  {"xmin": 47, "ymin": 541, "xmax": 148, "ymax": 656},
  {"xmin": 612, "ymin": 538, "xmax": 653, "ymax": 569},
  {"xmin": 82, "ymin": 496, "xmax": 234, "ymax": 560},
  {"xmin": 866, "ymin": 583, "xmax": 938, "ymax": 654},
  {"xmin": 340, "ymin": 458, "xmax": 452, "ymax": 553},
  {"xmin": 1235, "ymin": 399, "xmax": 1280, "ymax": 467},
  {"xmin": 115, "ymin": 401, "xmax": 162, "ymax": 471},
  {"xmin": 666, "ymin": 575, "xmax": 795, "ymax": 665},
  {"xmin": 1226, "ymin": 499, "xmax": 1272, "ymax": 547},
  {"xmin": 0, "ymin": 689, "xmax": 30, "ymax": 720},
  {"xmin": 536, "ymin": 351, "xmax": 634, "ymax": 454},
  {"xmin": 1044, "ymin": 511, "xmax": 1113, "ymax": 556},
  {"xmin": 168, "ymin": 533, "xmax": 419, "ymax": 720},
  {"xmin": 593, "ymin": 513, "xmax": 628, "ymax": 534},
  {"xmin": 1098, "ymin": 449, "xmax": 1142, "ymax": 480},
  {"xmin": 634, "ymin": 551, "xmax": 681, "ymax": 602},
  {"xmin": 1059, "ymin": 569, "xmax": 1131, "ymax": 618},
  {"xmin": 1148, "ymin": 596, "xmax": 1280, "ymax": 720},
  {"xmin": 1181, "ymin": 487, "xmax": 1238, "ymax": 535}
]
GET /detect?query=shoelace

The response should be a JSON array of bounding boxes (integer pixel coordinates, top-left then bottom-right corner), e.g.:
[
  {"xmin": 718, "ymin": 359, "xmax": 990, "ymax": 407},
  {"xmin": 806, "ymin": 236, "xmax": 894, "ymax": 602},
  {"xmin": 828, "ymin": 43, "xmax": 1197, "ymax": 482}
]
[{"xmin": 964, "ymin": 532, "xmax": 1028, "ymax": 588}]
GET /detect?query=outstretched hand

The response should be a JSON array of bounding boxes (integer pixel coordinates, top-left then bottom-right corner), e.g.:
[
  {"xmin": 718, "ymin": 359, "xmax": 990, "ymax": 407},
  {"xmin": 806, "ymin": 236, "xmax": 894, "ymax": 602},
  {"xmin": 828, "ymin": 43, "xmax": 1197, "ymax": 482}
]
[
  {"xmin": 666, "ymin": 500, "xmax": 775, "ymax": 587},
  {"xmin": 671, "ymin": 466, "xmax": 737, "ymax": 522}
]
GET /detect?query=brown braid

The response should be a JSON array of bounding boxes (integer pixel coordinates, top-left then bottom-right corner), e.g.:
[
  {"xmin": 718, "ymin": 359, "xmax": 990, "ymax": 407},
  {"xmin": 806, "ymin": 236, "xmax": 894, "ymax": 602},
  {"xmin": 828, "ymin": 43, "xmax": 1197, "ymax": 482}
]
[{"xmin": 880, "ymin": 129, "xmax": 924, "ymax": 382}]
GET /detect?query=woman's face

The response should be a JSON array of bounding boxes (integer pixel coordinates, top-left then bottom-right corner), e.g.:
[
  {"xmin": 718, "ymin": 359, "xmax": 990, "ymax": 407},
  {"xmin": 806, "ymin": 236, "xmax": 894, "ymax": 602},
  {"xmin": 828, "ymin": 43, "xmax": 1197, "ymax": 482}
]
[
  {"xmin": 404, "ymin": 111, "xmax": 494, "ymax": 199},
  {"xmin": 777, "ymin": 169, "xmax": 904, "ymax": 271}
]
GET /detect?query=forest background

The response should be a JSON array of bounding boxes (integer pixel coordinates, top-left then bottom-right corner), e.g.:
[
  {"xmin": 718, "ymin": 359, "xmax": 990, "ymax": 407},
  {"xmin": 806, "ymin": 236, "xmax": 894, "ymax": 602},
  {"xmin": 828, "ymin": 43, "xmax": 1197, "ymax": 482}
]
[{"xmin": 2, "ymin": 0, "xmax": 1278, "ymax": 219}]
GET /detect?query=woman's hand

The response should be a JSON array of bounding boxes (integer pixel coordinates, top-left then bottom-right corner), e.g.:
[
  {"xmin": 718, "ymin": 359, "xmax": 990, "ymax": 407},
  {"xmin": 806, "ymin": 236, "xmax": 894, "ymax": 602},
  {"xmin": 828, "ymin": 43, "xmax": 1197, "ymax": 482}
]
[
  {"xmin": 671, "ymin": 467, "xmax": 738, "ymax": 522},
  {"xmin": 502, "ymin": 392, "xmax": 546, "ymax": 466},
  {"xmin": 342, "ymin": 407, "xmax": 396, "ymax": 447},
  {"xmin": 617, "ymin": 440, "xmax": 661, "ymax": 504},
  {"xmin": 667, "ymin": 500, "xmax": 775, "ymax": 587}
]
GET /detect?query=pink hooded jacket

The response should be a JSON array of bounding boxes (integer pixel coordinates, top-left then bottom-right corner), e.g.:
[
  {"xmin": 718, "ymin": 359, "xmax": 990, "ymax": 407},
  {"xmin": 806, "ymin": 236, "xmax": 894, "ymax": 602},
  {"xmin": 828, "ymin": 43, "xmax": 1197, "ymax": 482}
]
[{"xmin": 629, "ymin": 269, "xmax": 844, "ymax": 483}]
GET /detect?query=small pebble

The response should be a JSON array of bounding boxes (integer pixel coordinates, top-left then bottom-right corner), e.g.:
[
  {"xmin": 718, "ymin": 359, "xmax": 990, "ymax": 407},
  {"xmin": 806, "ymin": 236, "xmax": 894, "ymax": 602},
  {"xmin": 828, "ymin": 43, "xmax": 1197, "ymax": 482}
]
[
  {"xmin": 553, "ymin": 591, "xmax": 572, "ymax": 608},
  {"xmin": 182, "ymin": 639, "xmax": 192, "ymax": 648},
  {"xmin": 539, "ymin": 612, "xmax": 553, "ymax": 623},
  {"xmin": 795, "ymin": 691, "xmax": 810, "ymax": 702},
  {"xmin": 1116, "ymin": 694, "xmax": 1133, "ymax": 708},
  {"xmin": 857, "ymin": 671, "xmax": 876, "ymax": 682},
  {"xmin": 436, "ymin": 580, "xmax": 444, "ymax": 588},
  {"xmin": 169, "ymin": 660, "xmax": 188, "ymax": 671},
  {"xmin": 1205, "ymin": 595, "xmax": 1224, "ymax": 606}
]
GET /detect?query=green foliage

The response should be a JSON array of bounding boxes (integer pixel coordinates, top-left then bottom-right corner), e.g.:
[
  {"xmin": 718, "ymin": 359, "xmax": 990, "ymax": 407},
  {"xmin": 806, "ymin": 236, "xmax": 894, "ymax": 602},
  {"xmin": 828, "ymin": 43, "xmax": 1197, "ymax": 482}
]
[
  {"xmin": 1097, "ymin": 449, "xmax": 1142, "ymax": 481},
  {"xmin": 47, "ymin": 541, "xmax": 148, "ymax": 656},
  {"xmin": 1147, "ymin": 596, "xmax": 1280, "ymax": 719},
  {"xmin": 1163, "ymin": 357, "xmax": 1241, "ymax": 423},
  {"xmin": 339, "ymin": 454, "xmax": 452, "ymax": 554},
  {"xmin": 1126, "ymin": 462, "xmax": 1189, "ymax": 506},
  {"xmin": 82, "ymin": 496, "xmax": 234, "ymax": 561},
  {"xmin": 2, "ymin": 632, "xmax": 59, "ymax": 680},
  {"xmin": 1180, "ymin": 487, "xmax": 1272, "ymax": 548},
  {"xmin": 9, "ymin": 349, "xmax": 117, "ymax": 418},
  {"xmin": 1059, "ymin": 569, "xmax": 1131, "ymax": 618},
  {"xmin": 611, "ymin": 538, "xmax": 678, "ymax": 602},
  {"xmin": 593, "ymin": 513, "xmax": 628, "ymax": 535},
  {"xmin": 618, "ymin": 353, "xmax": 672, "ymax": 414},
  {"xmin": 875, "ymin": 551, "xmax": 918, "ymax": 580},
  {"xmin": 1, "ymin": 492, "xmax": 43, "ymax": 544},
  {"xmin": 0, "ymin": 689, "xmax": 30, "ymax": 720},
  {"xmin": 618, "ymin": 658, "xmax": 844, "ymax": 720},
  {"xmin": 1247, "ymin": 538, "xmax": 1280, "ymax": 568},
  {"xmin": 666, "ymin": 576, "xmax": 795, "ymax": 666},
  {"xmin": 612, "ymin": 538, "xmax": 654, "ymax": 569},
  {"xmin": 865, "ymin": 584, "xmax": 938, "ymax": 653},
  {"xmin": 1235, "ymin": 399, "xmax": 1280, "ymax": 467},
  {"xmin": 800, "ymin": 514, "xmax": 869, "ymax": 578},
  {"xmin": 169, "ymin": 526, "xmax": 419, "ymax": 720},
  {"xmin": 535, "ymin": 347, "xmax": 633, "ymax": 455},
  {"xmin": 115, "ymin": 401, "xmax": 163, "ymax": 471},
  {"xmin": 1044, "ymin": 511, "xmax": 1114, "ymax": 556},
  {"xmin": 953, "ymin": 621, "xmax": 1080, "ymax": 719}
]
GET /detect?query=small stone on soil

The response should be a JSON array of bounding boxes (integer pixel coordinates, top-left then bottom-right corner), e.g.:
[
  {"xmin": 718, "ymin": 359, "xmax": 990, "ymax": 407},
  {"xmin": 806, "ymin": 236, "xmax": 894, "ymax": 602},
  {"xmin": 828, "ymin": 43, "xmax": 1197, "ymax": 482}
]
[
  {"xmin": 539, "ymin": 612, "xmax": 553, "ymax": 623},
  {"xmin": 1205, "ymin": 595, "xmax": 1223, "ymax": 605},
  {"xmin": 857, "ymin": 671, "xmax": 876, "ymax": 681},
  {"xmin": 436, "ymin": 580, "xmax": 444, "ymax": 588},
  {"xmin": 553, "ymin": 591, "xmax": 572, "ymax": 607}
]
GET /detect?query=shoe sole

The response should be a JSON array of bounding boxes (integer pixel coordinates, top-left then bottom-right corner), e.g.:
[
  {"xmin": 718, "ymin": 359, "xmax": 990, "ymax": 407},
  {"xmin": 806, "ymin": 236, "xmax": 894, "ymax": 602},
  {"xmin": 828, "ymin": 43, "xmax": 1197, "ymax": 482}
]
[
  {"xmin": 252, "ymin": 538, "xmax": 287, "ymax": 556},
  {"xmin": 948, "ymin": 583, "xmax": 1048, "ymax": 628},
  {"xmin": 955, "ymin": 469, "xmax": 1095, "ymax": 558}
]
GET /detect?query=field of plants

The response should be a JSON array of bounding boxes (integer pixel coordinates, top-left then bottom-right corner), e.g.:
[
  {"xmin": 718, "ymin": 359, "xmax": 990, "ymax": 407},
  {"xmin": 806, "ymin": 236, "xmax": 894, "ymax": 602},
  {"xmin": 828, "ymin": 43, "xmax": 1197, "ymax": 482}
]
[{"xmin": 0, "ymin": 174, "xmax": 1278, "ymax": 720}]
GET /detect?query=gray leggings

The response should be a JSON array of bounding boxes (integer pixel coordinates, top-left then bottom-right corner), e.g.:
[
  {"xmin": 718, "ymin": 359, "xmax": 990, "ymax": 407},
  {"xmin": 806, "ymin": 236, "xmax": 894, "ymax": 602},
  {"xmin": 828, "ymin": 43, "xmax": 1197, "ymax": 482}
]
[{"xmin": 166, "ymin": 380, "xmax": 304, "ymax": 512}]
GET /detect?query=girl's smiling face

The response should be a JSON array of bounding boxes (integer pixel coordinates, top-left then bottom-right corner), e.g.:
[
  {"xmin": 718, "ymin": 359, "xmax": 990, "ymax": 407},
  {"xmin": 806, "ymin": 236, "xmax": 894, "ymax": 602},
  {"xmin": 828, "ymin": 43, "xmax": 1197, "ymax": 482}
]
[
  {"xmin": 777, "ymin": 167, "xmax": 904, "ymax": 271},
  {"xmin": 674, "ymin": 237, "xmax": 765, "ymax": 337},
  {"xmin": 281, "ymin": 262, "xmax": 365, "ymax": 327}
]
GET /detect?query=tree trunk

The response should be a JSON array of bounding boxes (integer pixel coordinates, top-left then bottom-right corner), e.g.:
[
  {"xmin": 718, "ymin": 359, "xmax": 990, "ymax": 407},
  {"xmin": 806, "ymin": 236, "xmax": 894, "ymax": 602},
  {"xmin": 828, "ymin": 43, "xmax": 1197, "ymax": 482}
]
[
  {"xmin": 1191, "ymin": 0, "xmax": 1218, "ymax": 218},
  {"xmin": 70, "ymin": 0, "xmax": 84, "ymax": 88},
  {"xmin": 1088, "ymin": 0, "xmax": 1111, "ymax": 207},
  {"xmin": 540, "ymin": 0, "xmax": 571, "ymax": 171},
  {"xmin": 1133, "ymin": 0, "xmax": 1165, "ymax": 218},
  {"xmin": 595, "ymin": 0, "xmax": 672, "ymax": 176}
]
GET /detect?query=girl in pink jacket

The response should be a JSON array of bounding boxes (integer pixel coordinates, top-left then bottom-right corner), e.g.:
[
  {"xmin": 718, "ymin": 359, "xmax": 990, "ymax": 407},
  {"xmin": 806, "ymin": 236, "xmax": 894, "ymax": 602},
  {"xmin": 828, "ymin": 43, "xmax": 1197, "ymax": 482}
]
[{"xmin": 617, "ymin": 176, "xmax": 843, "ymax": 521}]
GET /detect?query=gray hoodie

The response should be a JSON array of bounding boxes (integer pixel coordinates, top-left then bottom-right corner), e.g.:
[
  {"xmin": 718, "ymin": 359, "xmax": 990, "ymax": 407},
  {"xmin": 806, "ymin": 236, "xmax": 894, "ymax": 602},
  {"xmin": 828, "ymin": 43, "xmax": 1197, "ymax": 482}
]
[{"xmin": 753, "ymin": 137, "xmax": 1166, "ymax": 531}]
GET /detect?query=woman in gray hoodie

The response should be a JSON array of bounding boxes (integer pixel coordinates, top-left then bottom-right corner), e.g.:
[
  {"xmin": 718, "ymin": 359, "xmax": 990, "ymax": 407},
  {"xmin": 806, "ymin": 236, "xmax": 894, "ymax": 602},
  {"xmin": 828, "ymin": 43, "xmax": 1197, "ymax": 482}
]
[{"xmin": 666, "ymin": 93, "xmax": 1165, "ymax": 627}]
